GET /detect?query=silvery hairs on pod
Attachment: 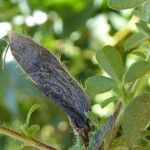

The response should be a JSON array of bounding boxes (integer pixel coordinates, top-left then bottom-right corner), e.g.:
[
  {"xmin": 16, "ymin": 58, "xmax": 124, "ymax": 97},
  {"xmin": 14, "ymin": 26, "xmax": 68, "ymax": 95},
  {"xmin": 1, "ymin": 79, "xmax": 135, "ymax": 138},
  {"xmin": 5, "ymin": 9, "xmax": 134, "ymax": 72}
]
[{"xmin": 8, "ymin": 32, "xmax": 91, "ymax": 144}]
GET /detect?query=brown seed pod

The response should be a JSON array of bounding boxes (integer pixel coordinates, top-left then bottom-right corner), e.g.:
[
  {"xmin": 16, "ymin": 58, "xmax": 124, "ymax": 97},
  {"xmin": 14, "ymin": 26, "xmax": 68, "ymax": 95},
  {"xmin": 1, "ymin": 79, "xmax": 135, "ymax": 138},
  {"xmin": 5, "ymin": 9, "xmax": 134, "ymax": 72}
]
[{"xmin": 8, "ymin": 32, "xmax": 91, "ymax": 144}]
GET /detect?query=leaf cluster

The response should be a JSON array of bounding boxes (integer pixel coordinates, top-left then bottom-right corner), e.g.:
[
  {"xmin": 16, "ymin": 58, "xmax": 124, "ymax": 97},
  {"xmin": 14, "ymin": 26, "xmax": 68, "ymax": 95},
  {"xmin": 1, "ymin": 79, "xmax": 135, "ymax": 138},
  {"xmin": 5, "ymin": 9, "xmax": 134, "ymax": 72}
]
[{"xmin": 81, "ymin": 0, "xmax": 150, "ymax": 149}]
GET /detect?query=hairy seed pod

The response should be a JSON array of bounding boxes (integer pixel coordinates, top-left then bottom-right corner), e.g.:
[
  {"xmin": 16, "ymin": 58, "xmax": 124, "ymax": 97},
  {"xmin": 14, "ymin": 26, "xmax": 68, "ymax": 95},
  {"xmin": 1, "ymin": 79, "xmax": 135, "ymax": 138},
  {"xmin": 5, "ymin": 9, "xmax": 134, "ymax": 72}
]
[{"xmin": 8, "ymin": 32, "xmax": 91, "ymax": 144}]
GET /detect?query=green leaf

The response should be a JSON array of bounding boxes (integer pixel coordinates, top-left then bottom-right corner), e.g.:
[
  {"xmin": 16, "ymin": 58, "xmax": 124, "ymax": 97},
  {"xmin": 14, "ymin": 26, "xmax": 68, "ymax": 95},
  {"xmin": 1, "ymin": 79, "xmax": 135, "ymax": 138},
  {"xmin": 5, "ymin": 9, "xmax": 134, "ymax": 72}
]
[
  {"xmin": 96, "ymin": 46, "xmax": 123, "ymax": 81},
  {"xmin": 124, "ymin": 60, "xmax": 150, "ymax": 83},
  {"xmin": 142, "ymin": 1, "xmax": 150, "ymax": 23},
  {"xmin": 122, "ymin": 93, "xmax": 150, "ymax": 148},
  {"xmin": 28, "ymin": 124, "xmax": 40, "ymax": 136},
  {"xmin": 107, "ymin": 138, "xmax": 127, "ymax": 149},
  {"xmin": 88, "ymin": 116, "xmax": 115, "ymax": 150},
  {"xmin": 69, "ymin": 135, "xmax": 82, "ymax": 150},
  {"xmin": 136, "ymin": 21, "xmax": 150, "ymax": 38},
  {"xmin": 20, "ymin": 104, "xmax": 40, "ymax": 136},
  {"xmin": 136, "ymin": 130, "xmax": 150, "ymax": 148},
  {"xmin": 134, "ymin": 1, "xmax": 150, "ymax": 23},
  {"xmin": 20, "ymin": 123, "xmax": 29, "ymax": 136},
  {"xmin": 100, "ymin": 96, "xmax": 118, "ymax": 108},
  {"xmin": 107, "ymin": 0, "xmax": 148, "ymax": 10},
  {"xmin": 85, "ymin": 75, "xmax": 118, "ymax": 94},
  {"xmin": 86, "ymin": 111, "xmax": 99, "ymax": 127},
  {"xmin": 131, "ymin": 51, "xmax": 146, "ymax": 59},
  {"xmin": 26, "ymin": 104, "xmax": 40, "ymax": 125},
  {"xmin": 124, "ymin": 32, "xmax": 148, "ymax": 51}
]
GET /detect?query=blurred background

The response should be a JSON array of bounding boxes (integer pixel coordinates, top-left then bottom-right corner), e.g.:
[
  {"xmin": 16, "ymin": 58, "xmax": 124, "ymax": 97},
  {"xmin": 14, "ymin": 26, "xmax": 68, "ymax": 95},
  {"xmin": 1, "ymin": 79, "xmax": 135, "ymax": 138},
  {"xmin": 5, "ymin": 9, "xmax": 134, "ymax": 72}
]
[{"xmin": 0, "ymin": 0, "xmax": 134, "ymax": 149}]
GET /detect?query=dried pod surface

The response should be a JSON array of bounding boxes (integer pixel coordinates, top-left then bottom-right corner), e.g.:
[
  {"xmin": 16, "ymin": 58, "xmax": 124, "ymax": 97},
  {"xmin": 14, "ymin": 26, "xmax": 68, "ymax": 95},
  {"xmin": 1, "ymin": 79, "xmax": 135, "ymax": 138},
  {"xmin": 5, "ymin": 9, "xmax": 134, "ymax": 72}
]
[{"xmin": 8, "ymin": 32, "xmax": 91, "ymax": 142}]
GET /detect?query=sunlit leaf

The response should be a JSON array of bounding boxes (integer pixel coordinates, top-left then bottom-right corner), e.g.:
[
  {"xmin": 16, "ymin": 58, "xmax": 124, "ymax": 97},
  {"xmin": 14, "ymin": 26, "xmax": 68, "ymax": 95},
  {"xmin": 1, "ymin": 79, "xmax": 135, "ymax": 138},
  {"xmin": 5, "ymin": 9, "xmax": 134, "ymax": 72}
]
[
  {"xmin": 122, "ymin": 93, "xmax": 150, "ymax": 148},
  {"xmin": 100, "ymin": 96, "xmax": 118, "ymax": 108},
  {"xmin": 124, "ymin": 60, "xmax": 150, "ymax": 83},
  {"xmin": 107, "ymin": 0, "xmax": 148, "ymax": 10},
  {"xmin": 96, "ymin": 46, "xmax": 123, "ymax": 81},
  {"xmin": 85, "ymin": 75, "xmax": 118, "ymax": 94}
]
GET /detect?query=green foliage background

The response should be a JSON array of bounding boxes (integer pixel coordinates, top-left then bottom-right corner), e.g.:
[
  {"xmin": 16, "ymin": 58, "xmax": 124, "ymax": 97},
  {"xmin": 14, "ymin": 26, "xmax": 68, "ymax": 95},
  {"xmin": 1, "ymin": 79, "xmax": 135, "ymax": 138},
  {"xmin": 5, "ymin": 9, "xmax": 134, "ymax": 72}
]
[{"xmin": 0, "ymin": 0, "xmax": 149, "ymax": 150}]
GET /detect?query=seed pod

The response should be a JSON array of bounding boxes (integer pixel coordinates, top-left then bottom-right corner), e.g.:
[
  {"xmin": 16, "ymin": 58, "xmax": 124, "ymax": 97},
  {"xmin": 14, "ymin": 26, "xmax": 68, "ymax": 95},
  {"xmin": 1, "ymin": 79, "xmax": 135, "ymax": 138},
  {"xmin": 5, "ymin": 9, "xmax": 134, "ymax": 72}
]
[{"xmin": 8, "ymin": 32, "xmax": 91, "ymax": 144}]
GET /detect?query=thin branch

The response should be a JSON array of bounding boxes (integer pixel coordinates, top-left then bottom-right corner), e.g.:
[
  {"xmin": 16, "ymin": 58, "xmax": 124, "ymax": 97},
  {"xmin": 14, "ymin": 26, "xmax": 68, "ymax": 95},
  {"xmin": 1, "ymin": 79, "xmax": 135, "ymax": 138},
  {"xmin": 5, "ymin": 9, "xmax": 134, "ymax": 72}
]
[
  {"xmin": 0, "ymin": 126, "xmax": 57, "ymax": 150},
  {"xmin": 101, "ymin": 101, "xmax": 123, "ymax": 150},
  {"xmin": 107, "ymin": 16, "xmax": 139, "ymax": 46},
  {"xmin": 113, "ymin": 101, "xmax": 123, "ymax": 119}
]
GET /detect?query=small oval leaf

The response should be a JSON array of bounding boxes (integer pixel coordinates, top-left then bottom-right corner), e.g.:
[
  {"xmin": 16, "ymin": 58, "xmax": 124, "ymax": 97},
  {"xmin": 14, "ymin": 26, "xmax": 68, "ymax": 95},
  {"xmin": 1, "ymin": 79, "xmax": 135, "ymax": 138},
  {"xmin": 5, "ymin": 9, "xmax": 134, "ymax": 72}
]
[
  {"xmin": 124, "ymin": 32, "xmax": 148, "ymax": 51},
  {"xmin": 28, "ymin": 124, "xmax": 40, "ymax": 136},
  {"xmin": 108, "ymin": 0, "xmax": 148, "ymax": 10},
  {"xmin": 124, "ymin": 60, "xmax": 150, "ymax": 83},
  {"xmin": 96, "ymin": 46, "xmax": 123, "ymax": 81},
  {"xmin": 100, "ymin": 96, "xmax": 118, "ymax": 108},
  {"xmin": 85, "ymin": 75, "xmax": 118, "ymax": 94}
]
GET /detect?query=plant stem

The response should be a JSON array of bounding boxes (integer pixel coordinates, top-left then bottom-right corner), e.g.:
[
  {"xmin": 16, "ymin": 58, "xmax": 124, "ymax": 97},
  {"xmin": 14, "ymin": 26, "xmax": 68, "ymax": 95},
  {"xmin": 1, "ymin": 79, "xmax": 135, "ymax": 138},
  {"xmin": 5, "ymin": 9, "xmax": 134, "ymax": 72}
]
[
  {"xmin": 0, "ymin": 126, "xmax": 57, "ymax": 150},
  {"xmin": 113, "ymin": 101, "xmax": 123, "ymax": 119},
  {"xmin": 106, "ymin": 16, "xmax": 139, "ymax": 46}
]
